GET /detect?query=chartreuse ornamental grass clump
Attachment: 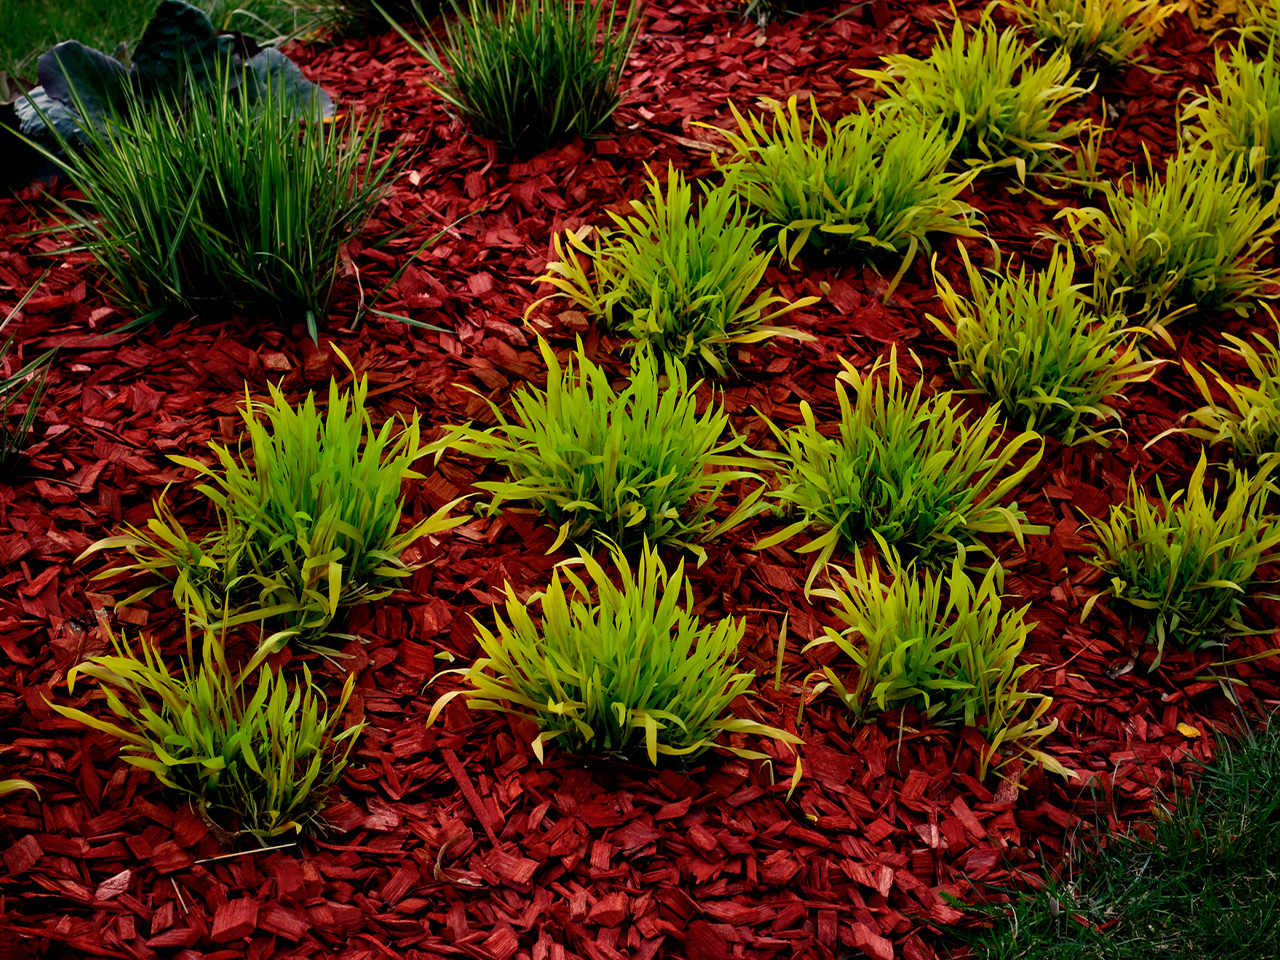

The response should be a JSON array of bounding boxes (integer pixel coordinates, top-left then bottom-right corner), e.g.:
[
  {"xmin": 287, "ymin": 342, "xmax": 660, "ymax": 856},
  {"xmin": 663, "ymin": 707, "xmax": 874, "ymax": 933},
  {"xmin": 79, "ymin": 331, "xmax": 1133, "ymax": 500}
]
[
  {"xmin": 51, "ymin": 625, "xmax": 364, "ymax": 840},
  {"xmin": 532, "ymin": 165, "xmax": 818, "ymax": 375},
  {"xmin": 1063, "ymin": 151, "xmax": 1280, "ymax": 330},
  {"xmin": 1183, "ymin": 41, "xmax": 1280, "ymax": 197},
  {"xmin": 930, "ymin": 245, "xmax": 1160, "ymax": 445},
  {"xmin": 387, "ymin": 0, "xmax": 641, "ymax": 156},
  {"xmin": 856, "ymin": 9, "xmax": 1087, "ymax": 176},
  {"xmin": 808, "ymin": 542, "xmax": 1067, "ymax": 779},
  {"xmin": 709, "ymin": 96, "xmax": 982, "ymax": 281},
  {"xmin": 84, "ymin": 350, "xmax": 464, "ymax": 646},
  {"xmin": 1240, "ymin": 0, "xmax": 1280, "ymax": 43},
  {"xmin": 1083, "ymin": 454, "xmax": 1280, "ymax": 664},
  {"xmin": 429, "ymin": 541, "xmax": 802, "ymax": 765},
  {"xmin": 437, "ymin": 339, "xmax": 768, "ymax": 560},
  {"xmin": 756, "ymin": 347, "xmax": 1046, "ymax": 593},
  {"xmin": 32, "ymin": 64, "xmax": 393, "ymax": 338},
  {"xmin": 1178, "ymin": 315, "xmax": 1280, "ymax": 461},
  {"xmin": 1003, "ymin": 0, "xmax": 1175, "ymax": 68}
]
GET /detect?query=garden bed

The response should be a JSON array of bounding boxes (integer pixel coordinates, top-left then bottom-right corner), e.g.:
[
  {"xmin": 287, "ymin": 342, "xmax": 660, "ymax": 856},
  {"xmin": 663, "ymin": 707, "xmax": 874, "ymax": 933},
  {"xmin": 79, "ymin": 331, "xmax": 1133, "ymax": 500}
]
[{"xmin": 2, "ymin": 1, "xmax": 1278, "ymax": 958}]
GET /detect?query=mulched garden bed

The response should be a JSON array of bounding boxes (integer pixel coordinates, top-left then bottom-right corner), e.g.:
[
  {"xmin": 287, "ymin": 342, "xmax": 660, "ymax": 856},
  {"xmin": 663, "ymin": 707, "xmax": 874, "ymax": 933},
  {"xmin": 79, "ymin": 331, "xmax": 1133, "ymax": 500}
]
[{"xmin": 2, "ymin": 1, "xmax": 1278, "ymax": 957}]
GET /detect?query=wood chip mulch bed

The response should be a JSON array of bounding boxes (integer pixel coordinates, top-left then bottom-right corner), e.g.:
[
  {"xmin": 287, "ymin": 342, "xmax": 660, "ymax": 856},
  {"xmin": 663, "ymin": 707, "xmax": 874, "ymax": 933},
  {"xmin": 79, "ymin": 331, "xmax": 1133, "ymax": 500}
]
[{"xmin": 2, "ymin": 1, "xmax": 1278, "ymax": 957}]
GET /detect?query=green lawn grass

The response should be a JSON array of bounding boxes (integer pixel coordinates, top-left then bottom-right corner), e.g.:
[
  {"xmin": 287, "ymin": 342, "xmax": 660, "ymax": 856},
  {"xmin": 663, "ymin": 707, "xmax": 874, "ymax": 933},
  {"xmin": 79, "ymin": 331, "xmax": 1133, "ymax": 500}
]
[
  {"xmin": 0, "ymin": 0, "xmax": 305, "ymax": 79},
  {"xmin": 952, "ymin": 715, "xmax": 1280, "ymax": 959}
]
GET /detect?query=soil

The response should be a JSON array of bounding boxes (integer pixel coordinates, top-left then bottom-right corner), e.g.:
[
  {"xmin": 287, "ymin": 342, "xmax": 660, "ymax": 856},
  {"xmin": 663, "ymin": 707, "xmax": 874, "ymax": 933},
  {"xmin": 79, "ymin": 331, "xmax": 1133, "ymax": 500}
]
[{"xmin": 1, "ymin": 1, "xmax": 1277, "ymax": 958}]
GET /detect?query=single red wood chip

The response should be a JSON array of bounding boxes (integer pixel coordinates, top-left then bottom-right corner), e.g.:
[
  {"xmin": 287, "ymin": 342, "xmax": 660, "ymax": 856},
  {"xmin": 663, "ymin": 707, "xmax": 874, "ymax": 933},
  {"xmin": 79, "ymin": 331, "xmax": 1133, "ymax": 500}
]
[{"xmin": 211, "ymin": 899, "xmax": 259, "ymax": 943}]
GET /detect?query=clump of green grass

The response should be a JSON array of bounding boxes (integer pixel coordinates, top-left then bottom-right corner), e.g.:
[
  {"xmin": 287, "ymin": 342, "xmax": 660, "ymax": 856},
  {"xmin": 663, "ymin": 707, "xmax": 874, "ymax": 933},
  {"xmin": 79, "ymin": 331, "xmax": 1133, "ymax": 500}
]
[
  {"xmin": 931, "ymin": 244, "xmax": 1160, "ymax": 445},
  {"xmin": 33, "ymin": 65, "xmax": 394, "ymax": 338},
  {"xmin": 84, "ymin": 351, "xmax": 463, "ymax": 646},
  {"xmin": 1183, "ymin": 40, "xmax": 1280, "ymax": 198},
  {"xmin": 756, "ymin": 346, "xmax": 1046, "ymax": 593},
  {"xmin": 856, "ymin": 8, "xmax": 1087, "ymax": 176},
  {"xmin": 708, "ymin": 95, "xmax": 982, "ymax": 285},
  {"xmin": 1063, "ymin": 150, "xmax": 1280, "ymax": 330},
  {"xmin": 388, "ymin": 0, "xmax": 641, "ymax": 156},
  {"xmin": 809, "ymin": 541, "xmax": 1067, "ymax": 779},
  {"xmin": 52, "ymin": 624, "xmax": 364, "ymax": 840},
  {"xmin": 1178, "ymin": 314, "xmax": 1280, "ymax": 462},
  {"xmin": 436, "ymin": 339, "xmax": 768, "ymax": 561},
  {"xmin": 1003, "ymin": 0, "xmax": 1175, "ymax": 68},
  {"xmin": 952, "ymin": 715, "xmax": 1280, "ymax": 960},
  {"xmin": 532, "ymin": 164, "xmax": 818, "ymax": 376},
  {"xmin": 430, "ymin": 540, "xmax": 802, "ymax": 765},
  {"xmin": 1083, "ymin": 453, "xmax": 1280, "ymax": 663}
]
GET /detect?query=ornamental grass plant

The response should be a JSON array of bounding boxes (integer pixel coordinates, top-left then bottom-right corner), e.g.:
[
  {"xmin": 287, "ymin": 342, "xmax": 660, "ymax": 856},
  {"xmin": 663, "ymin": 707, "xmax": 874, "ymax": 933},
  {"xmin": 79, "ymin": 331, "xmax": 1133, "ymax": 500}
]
[
  {"xmin": 1183, "ymin": 41, "xmax": 1280, "ymax": 198},
  {"xmin": 436, "ymin": 339, "xmax": 768, "ymax": 561},
  {"xmin": 808, "ymin": 542, "xmax": 1066, "ymax": 779},
  {"xmin": 84, "ymin": 352, "xmax": 463, "ymax": 646},
  {"xmin": 756, "ymin": 346, "xmax": 1045, "ymax": 593},
  {"xmin": 1063, "ymin": 150, "xmax": 1280, "ymax": 329},
  {"xmin": 429, "ymin": 541, "xmax": 801, "ymax": 764},
  {"xmin": 533, "ymin": 165, "xmax": 817, "ymax": 375},
  {"xmin": 1083, "ymin": 453, "xmax": 1280, "ymax": 663},
  {"xmin": 51, "ymin": 625, "xmax": 364, "ymax": 840},
  {"xmin": 1179, "ymin": 314, "xmax": 1280, "ymax": 461},
  {"xmin": 958, "ymin": 717, "xmax": 1280, "ymax": 960},
  {"xmin": 1003, "ymin": 0, "xmax": 1175, "ymax": 69},
  {"xmin": 710, "ymin": 96, "xmax": 982, "ymax": 285},
  {"xmin": 32, "ymin": 65, "xmax": 394, "ymax": 338},
  {"xmin": 389, "ymin": 0, "xmax": 641, "ymax": 156},
  {"xmin": 930, "ymin": 245, "xmax": 1159, "ymax": 445},
  {"xmin": 856, "ymin": 9, "xmax": 1087, "ymax": 176}
]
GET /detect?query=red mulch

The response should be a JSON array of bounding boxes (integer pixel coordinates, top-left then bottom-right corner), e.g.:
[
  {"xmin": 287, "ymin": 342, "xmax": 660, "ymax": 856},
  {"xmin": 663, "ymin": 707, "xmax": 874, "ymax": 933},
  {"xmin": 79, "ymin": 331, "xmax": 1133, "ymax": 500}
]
[{"xmin": 1, "ymin": 2, "xmax": 1277, "ymax": 958}]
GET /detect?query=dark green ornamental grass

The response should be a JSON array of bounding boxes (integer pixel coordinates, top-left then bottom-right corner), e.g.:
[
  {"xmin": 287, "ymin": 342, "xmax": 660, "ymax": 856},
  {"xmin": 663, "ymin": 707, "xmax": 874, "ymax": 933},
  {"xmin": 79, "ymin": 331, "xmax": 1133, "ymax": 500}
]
[{"xmin": 387, "ymin": 0, "xmax": 642, "ymax": 156}]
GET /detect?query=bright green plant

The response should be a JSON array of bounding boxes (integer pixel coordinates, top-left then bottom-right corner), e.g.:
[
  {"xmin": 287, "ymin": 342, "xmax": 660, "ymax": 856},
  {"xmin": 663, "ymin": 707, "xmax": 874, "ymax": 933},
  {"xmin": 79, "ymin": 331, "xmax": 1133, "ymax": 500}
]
[
  {"xmin": 532, "ymin": 164, "xmax": 817, "ymax": 375},
  {"xmin": 1063, "ymin": 150, "xmax": 1280, "ymax": 330},
  {"xmin": 385, "ymin": 0, "xmax": 641, "ymax": 156},
  {"xmin": 1003, "ymin": 0, "xmax": 1175, "ymax": 68},
  {"xmin": 855, "ymin": 9, "xmax": 1087, "ymax": 176},
  {"xmin": 1183, "ymin": 41, "xmax": 1280, "ymax": 197},
  {"xmin": 1177, "ymin": 315, "xmax": 1280, "ymax": 461},
  {"xmin": 51, "ymin": 625, "xmax": 364, "ymax": 839},
  {"xmin": 83, "ymin": 350, "xmax": 464, "ymax": 645},
  {"xmin": 756, "ymin": 346, "xmax": 1046, "ymax": 593},
  {"xmin": 429, "ymin": 541, "xmax": 802, "ymax": 764},
  {"xmin": 28, "ymin": 61, "xmax": 392, "ymax": 338},
  {"xmin": 708, "ymin": 96, "xmax": 982, "ymax": 283},
  {"xmin": 807, "ymin": 541, "xmax": 1067, "ymax": 779},
  {"xmin": 1083, "ymin": 453, "xmax": 1280, "ymax": 663},
  {"xmin": 930, "ymin": 244, "xmax": 1160, "ymax": 445},
  {"xmin": 436, "ymin": 339, "xmax": 767, "ymax": 561}
]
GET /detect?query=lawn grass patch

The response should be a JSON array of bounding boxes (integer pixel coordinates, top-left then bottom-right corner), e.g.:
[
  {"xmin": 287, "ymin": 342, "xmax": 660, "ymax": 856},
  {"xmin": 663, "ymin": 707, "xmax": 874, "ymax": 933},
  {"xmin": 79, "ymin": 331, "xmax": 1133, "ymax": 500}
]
[
  {"xmin": 430, "ymin": 541, "xmax": 802, "ymax": 766},
  {"xmin": 951, "ymin": 714, "xmax": 1280, "ymax": 960}
]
